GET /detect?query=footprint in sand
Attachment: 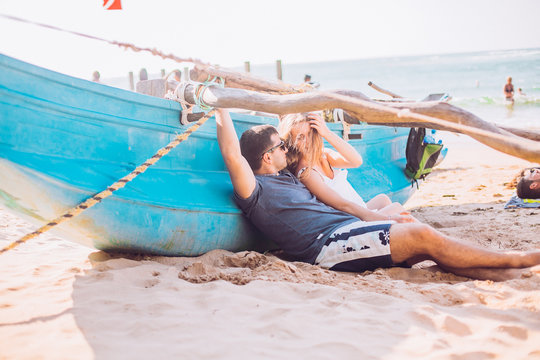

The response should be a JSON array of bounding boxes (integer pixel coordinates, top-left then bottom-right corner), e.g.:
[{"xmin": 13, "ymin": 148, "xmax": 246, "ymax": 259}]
[
  {"xmin": 497, "ymin": 325, "xmax": 528, "ymax": 340},
  {"xmin": 451, "ymin": 351, "xmax": 496, "ymax": 360},
  {"xmin": 442, "ymin": 315, "xmax": 472, "ymax": 336},
  {"xmin": 143, "ymin": 278, "xmax": 160, "ymax": 289}
]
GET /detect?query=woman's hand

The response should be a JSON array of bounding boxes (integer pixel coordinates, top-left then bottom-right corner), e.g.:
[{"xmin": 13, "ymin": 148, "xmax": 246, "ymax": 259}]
[
  {"xmin": 307, "ymin": 113, "xmax": 332, "ymax": 139},
  {"xmin": 387, "ymin": 212, "xmax": 417, "ymax": 223},
  {"xmin": 313, "ymin": 111, "xmax": 363, "ymax": 169}
]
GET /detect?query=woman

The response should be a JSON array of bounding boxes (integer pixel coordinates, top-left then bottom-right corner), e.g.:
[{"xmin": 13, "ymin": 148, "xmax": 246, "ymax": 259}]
[{"xmin": 278, "ymin": 112, "xmax": 413, "ymax": 223}]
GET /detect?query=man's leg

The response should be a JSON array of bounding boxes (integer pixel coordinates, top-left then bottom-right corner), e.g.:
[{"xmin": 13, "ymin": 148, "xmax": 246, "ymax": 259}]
[
  {"xmin": 439, "ymin": 265, "xmax": 540, "ymax": 281},
  {"xmin": 389, "ymin": 223, "xmax": 540, "ymax": 270}
]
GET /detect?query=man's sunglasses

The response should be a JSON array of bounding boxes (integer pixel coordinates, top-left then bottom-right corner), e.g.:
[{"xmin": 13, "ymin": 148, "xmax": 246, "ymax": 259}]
[{"xmin": 260, "ymin": 140, "xmax": 286, "ymax": 159}]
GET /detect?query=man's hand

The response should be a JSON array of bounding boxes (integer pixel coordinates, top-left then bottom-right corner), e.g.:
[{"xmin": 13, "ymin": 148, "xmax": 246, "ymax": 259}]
[{"xmin": 215, "ymin": 109, "xmax": 256, "ymax": 199}]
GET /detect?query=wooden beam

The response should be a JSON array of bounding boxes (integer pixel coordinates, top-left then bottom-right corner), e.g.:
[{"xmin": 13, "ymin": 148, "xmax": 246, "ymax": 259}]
[
  {"xmin": 368, "ymin": 81, "xmax": 403, "ymax": 99},
  {"xmin": 190, "ymin": 64, "xmax": 302, "ymax": 94},
  {"xmin": 128, "ymin": 71, "xmax": 134, "ymax": 91},
  {"xmin": 179, "ymin": 83, "xmax": 540, "ymax": 163},
  {"xmin": 498, "ymin": 126, "xmax": 540, "ymax": 141},
  {"xmin": 276, "ymin": 60, "xmax": 282, "ymax": 80}
]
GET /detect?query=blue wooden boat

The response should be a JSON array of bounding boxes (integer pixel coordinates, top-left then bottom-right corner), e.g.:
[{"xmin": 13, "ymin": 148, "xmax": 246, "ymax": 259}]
[{"xmin": 0, "ymin": 53, "xmax": 415, "ymax": 256}]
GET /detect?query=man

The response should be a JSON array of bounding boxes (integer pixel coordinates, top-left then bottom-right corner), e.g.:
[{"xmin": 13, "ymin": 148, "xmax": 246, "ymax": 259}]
[
  {"xmin": 303, "ymin": 74, "xmax": 320, "ymax": 88},
  {"xmin": 215, "ymin": 108, "xmax": 540, "ymax": 281},
  {"xmin": 517, "ymin": 167, "xmax": 540, "ymax": 199}
]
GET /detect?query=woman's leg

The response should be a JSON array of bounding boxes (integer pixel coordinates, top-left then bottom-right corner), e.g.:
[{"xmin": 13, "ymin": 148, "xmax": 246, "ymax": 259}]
[
  {"xmin": 377, "ymin": 203, "xmax": 408, "ymax": 216},
  {"xmin": 366, "ymin": 194, "xmax": 392, "ymax": 211},
  {"xmin": 367, "ymin": 194, "xmax": 418, "ymax": 221}
]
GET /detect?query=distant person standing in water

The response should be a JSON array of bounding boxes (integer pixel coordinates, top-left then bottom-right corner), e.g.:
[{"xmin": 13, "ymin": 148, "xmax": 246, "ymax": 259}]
[
  {"xmin": 303, "ymin": 74, "xmax": 320, "ymax": 89},
  {"xmin": 92, "ymin": 71, "xmax": 100, "ymax": 83},
  {"xmin": 503, "ymin": 76, "xmax": 514, "ymax": 104}
]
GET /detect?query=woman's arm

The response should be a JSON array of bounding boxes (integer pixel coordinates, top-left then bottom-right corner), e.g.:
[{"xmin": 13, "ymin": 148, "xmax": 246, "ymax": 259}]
[
  {"xmin": 300, "ymin": 169, "xmax": 413, "ymax": 223},
  {"xmin": 307, "ymin": 113, "xmax": 362, "ymax": 169}
]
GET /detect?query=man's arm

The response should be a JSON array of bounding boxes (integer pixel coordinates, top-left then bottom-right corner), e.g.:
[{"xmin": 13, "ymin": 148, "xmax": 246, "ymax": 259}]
[{"xmin": 215, "ymin": 109, "xmax": 256, "ymax": 199}]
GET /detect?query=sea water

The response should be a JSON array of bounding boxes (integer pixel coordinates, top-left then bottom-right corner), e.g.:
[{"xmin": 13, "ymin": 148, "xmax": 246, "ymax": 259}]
[
  {"xmin": 251, "ymin": 47, "xmax": 540, "ymax": 130},
  {"xmin": 107, "ymin": 47, "xmax": 540, "ymax": 130}
]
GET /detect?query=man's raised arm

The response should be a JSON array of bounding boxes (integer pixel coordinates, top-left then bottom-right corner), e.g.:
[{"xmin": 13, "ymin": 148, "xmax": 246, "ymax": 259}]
[{"xmin": 215, "ymin": 109, "xmax": 256, "ymax": 199}]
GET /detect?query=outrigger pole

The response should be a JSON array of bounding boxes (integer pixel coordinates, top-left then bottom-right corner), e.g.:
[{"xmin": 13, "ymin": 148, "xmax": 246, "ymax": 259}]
[{"xmin": 176, "ymin": 73, "xmax": 540, "ymax": 163}]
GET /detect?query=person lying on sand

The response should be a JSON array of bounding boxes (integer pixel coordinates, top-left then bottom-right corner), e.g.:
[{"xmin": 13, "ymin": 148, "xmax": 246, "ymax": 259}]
[
  {"xmin": 516, "ymin": 167, "xmax": 540, "ymax": 199},
  {"xmin": 215, "ymin": 108, "xmax": 540, "ymax": 281}
]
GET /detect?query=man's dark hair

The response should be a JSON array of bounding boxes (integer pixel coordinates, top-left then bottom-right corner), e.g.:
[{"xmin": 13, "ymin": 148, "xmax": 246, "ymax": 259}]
[
  {"xmin": 240, "ymin": 125, "xmax": 278, "ymax": 170},
  {"xmin": 516, "ymin": 178, "xmax": 540, "ymax": 199}
]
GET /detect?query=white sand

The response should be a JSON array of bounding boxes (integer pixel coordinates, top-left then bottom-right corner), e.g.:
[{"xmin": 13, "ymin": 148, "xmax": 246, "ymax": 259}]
[{"xmin": 1, "ymin": 133, "xmax": 540, "ymax": 359}]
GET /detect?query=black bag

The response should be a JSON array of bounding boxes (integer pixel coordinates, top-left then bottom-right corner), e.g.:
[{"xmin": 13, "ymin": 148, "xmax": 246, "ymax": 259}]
[{"xmin": 404, "ymin": 128, "xmax": 443, "ymax": 182}]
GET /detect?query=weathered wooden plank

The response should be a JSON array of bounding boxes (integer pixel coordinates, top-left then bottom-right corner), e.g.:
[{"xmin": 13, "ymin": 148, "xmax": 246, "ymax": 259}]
[{"xmin": 178, "ymin": 83, "xmax": 540, "ymax": 163}]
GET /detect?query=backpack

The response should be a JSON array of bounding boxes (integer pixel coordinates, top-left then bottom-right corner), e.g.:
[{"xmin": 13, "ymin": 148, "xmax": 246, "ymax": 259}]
[{"xmin": 404, "ymin": 128, "xmax": 443, "ymax": 184}]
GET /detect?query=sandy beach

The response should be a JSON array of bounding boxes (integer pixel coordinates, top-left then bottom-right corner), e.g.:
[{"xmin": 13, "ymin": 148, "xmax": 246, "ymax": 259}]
[{"xmin": 1, "ymin": 133, "xmax": 539, "ymax": 360}]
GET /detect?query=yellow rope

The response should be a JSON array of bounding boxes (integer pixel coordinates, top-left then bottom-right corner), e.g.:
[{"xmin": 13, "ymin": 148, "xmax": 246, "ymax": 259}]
[
  {"xmin": 0, "ymin": 14, "xmax": 307, "ymax": 253},
  {"xmin": 0, "ymin": 109, "xmax": 215, "ymax": 255}
]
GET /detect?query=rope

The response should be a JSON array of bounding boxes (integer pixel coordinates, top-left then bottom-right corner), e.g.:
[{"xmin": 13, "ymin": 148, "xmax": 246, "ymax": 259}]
[
  {"xmin": 0, "ymin": 109, "xmax": 215, "ymax": 255},
  {"xmin": 1, "ymin": 14, "xmax": 309, "ymax": 97},
  {"xmin": 194, "ymin": 77, "xmax": 224, "ymax": 111},
  {"xmin": 0, "ymin": 16, "xmax": 225, "ymax": 254},
  {"xmin": 0, "ymin": 13, "xmax": 209, "ymax": 66}
]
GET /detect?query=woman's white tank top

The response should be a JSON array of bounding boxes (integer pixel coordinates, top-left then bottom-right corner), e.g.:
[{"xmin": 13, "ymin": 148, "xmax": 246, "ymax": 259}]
[{"xmin": 298, "ymin": 167, "xmax": 367, "ymax": 208}]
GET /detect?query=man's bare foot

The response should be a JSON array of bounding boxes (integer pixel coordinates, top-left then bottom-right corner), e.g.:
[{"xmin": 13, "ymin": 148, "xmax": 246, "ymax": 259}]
[{"xmin": 443, "ymin": 265, "xmax": 540, "ymax": 282}]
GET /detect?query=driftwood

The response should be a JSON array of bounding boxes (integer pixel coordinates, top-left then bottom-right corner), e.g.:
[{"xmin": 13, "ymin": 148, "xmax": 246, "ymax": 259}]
[
  {"xmin": 498, "ymin": 126, "xmax": 540, "ymax": 142},
  {"xmin": 367, "ymin": 81, "xmax": 403, "ymax": 99},
  {"xmin": 191, "ymin": 66, "xmax": 538, "ymax": 141},
  {"xmin": 184, "ymin": 67, "xmax": 540, "ymax": 163},
  {"xmin": 190, "ymin": 65, "xmax": 303, "ymax": 94},
  {"xmin": 366, "ymin": 82, "xmax": 540, "ymax": 142}
]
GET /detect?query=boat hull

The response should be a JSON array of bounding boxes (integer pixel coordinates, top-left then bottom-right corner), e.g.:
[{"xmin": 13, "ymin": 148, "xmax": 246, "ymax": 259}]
[{"xmin": 0, "ymin": 54, "xmax": 414, "ymax": 255}]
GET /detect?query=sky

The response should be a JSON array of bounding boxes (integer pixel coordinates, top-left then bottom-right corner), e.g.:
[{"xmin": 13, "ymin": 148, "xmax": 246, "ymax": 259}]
[{"xmin": 1, "ymin": 0, "xmax": 540, "ymax": 80}]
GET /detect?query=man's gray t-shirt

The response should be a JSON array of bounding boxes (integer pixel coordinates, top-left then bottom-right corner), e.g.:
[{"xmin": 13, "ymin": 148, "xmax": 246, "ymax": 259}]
[{"xmin": 234, "ymin": 172, "xmax": 358, "ymax": 264}]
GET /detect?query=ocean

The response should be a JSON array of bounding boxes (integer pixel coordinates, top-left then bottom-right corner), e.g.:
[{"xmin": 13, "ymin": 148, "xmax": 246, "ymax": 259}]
[{"xmin": 107, "ymin": 47, "xmax": 540, "ymax": 130}]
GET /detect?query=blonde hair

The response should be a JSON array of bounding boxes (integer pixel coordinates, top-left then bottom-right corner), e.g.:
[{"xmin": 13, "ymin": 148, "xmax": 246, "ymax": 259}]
[{"xmin": 278, "ymin": 113, "xmax": 324, "ymax": 179}]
